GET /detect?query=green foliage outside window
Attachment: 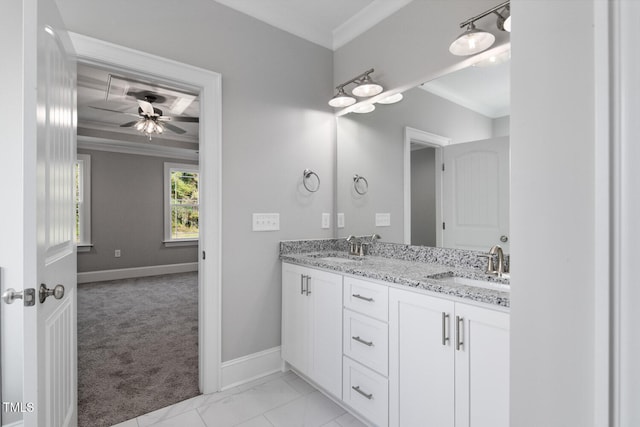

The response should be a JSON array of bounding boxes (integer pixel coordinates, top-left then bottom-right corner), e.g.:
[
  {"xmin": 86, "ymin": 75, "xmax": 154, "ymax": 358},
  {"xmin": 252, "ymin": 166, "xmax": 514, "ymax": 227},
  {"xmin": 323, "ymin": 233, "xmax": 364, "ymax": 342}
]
[{"xmin": 171, "ymin": 170, "xmax": 199, "ymax": 239}]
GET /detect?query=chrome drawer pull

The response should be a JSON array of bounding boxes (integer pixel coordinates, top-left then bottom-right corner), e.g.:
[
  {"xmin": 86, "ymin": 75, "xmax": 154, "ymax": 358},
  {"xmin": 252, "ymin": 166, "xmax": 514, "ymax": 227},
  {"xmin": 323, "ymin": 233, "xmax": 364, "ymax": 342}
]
[
  {"xmin": 352, "ymin": 294, "xmax": 374, "ymax": 302},
  {"xmin": 442, "ymin": 312, "xmax": 450, "ymax": 346},
  {"xmin": 456, "ymin": 316, "xmax": 464, "ymax": 351},
  {"xmin": 352, "ymin": 336, "xmax": 374, "ymax": 347},
  {"xmin": 352, "ymin": 385, "xmax": 373, "ymax": 400}
]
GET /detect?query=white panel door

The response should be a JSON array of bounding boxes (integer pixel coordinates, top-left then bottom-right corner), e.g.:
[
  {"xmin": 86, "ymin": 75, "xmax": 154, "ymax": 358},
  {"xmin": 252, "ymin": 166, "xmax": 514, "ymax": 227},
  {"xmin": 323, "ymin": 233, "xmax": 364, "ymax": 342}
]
[
  {"xmin": 442, "ymin": 137, "xmax": 509, "ymax": 252},
  {"xmin": 25, "ymin": 1, "xmax": 78, "ymax": 426},
  {"xmin": 454, "ymin": 303, "xmax": 509, "ymax": 427},
  {"xmin": 389, "ymin": 289, "xmax": 455, "ymax": 427}
]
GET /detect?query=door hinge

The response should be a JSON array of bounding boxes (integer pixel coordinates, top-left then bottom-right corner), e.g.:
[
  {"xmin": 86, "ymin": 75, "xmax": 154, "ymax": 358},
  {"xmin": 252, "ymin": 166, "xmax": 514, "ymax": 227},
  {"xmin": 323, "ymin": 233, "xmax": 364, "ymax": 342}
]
[
  {"xmin": 443, "ymin": 222, "xmax": 446, "ymax": 230},
  {"xmin": 202, "ymin": 251, "xmax": 206, "ymax": 260}
]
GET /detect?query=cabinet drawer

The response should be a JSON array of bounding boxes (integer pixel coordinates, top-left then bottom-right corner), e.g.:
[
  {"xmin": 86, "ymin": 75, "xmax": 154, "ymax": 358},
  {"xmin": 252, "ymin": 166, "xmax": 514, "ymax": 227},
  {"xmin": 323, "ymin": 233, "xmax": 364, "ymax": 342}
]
[
  {"xmin": 344, "ymin": 277, "xmax": 389, "ymax": 321},
  {"xmin": 343, "ymin": 357, "xmax": 389, "ymax": 427},
  {"xmin": 344, "ymin": 309, "xmax": 388, "ymax": 376}
]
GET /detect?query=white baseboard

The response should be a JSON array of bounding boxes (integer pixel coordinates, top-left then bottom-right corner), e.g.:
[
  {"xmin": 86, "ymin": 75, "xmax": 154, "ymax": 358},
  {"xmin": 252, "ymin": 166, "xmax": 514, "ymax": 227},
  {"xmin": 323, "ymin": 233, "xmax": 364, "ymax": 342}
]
[
  {"xmin": 77, "ymin": 262, "xmax": 198, "ymax": 284},
  {"xmin": 220, "ymin": 347, "xmax": 282, "ymax": 390}
]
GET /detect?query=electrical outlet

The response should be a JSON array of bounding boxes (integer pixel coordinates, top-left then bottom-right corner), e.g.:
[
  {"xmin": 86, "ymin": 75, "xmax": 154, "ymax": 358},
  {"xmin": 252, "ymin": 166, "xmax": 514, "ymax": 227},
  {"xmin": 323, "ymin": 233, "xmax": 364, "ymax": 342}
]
[
  {"xmin": 321, "ymin": 213, "xmax": 330, "ymax": 229},
  {"xmin": 375, "ymin": 213, "xmax": 391, "ymax": 227},
  {"xmin": 337, "ymin": 213, "xmax": 345, "ymax": 228},
  {"xmin": 252, "ymin": 213, "xmax": 280, "ymax": 231},
  {"xmin": 114, "ymin": 249, "xmax": 121, "ymax": 258}
]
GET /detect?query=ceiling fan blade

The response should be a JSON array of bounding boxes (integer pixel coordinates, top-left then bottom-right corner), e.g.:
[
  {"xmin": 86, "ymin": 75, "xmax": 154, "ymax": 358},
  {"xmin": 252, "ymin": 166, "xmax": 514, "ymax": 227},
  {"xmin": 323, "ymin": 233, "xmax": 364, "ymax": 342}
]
[
  {"xmin": 120, "ymin": 121, "xmax": 140, "ymax": 128},
  {"xmin": 137, "ymin": 100, "xmax": 156, "ymax": 116},
  {"xmin": 88, "ymin": 105, "xmax": 139, "ymax": 117},
  {"xmin": 162, "ymin": 122, "xmax": 187, "ymax": 135},
  {"xmin": 158, "ymin": 116, "xmax": 199, "ymax": 123}
]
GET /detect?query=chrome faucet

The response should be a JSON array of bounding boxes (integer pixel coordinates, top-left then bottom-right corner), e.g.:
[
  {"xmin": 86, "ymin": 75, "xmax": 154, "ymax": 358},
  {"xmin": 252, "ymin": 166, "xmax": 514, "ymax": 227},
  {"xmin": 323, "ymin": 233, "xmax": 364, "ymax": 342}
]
[
  {"xmin": 346, "ymin": 235, "xmax": 360, "ymax": 255},
  {"xmin": 489, "ymin": 245, "xmax": 507, "ymax": 278}
]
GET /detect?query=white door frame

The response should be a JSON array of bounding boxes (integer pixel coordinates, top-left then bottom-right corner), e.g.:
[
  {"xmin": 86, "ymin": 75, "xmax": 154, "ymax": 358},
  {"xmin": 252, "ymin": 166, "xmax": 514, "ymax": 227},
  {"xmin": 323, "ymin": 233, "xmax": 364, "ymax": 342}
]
[
  {"xmin": 69, "ymin": 33, "xmax": 222, "ymax": 394},
  {"xmin": 403, "ymin": 127, "xmax": 450, "ymax": 246}
]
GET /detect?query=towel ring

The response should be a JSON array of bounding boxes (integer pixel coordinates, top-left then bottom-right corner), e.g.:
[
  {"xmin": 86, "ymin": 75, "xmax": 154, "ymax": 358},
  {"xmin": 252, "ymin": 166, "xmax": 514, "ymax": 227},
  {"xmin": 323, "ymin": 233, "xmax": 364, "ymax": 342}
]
[
  {"xmin": 303, "ymin": 169, "xmax": 320, "ymax": 192},
  {"xmin": 353, "ymin": 174, "xmax": 369, "ymax": 195}
]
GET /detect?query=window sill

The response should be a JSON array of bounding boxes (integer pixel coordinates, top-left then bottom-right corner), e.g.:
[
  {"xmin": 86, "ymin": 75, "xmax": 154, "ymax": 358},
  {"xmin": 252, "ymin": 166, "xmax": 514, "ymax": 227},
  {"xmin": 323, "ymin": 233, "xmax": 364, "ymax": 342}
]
[
  {"xmin": 77, "ymin": 244, "xmax": 93, "ymax": 253},
  {"xmin": 163, "ymin": 239, "xmax": 199, "ymax": 248}
]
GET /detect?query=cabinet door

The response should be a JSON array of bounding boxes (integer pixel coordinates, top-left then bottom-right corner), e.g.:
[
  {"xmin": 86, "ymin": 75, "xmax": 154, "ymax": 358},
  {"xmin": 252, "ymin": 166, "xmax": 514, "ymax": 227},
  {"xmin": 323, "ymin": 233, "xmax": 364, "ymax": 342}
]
[
  {"xmin": 308, "ymin": 269, "xmax": 343, "ymax": 398},
  {"xmin": 281, "ymin": 262, "xmax": 309, "ymax": 374},
  {"xmin": 389, "ymin": 288, "xmax": 456, "ymax": 427},
  {"xmin": 454, "ymin": 303, "xmax": 509, "ymax": 427}
]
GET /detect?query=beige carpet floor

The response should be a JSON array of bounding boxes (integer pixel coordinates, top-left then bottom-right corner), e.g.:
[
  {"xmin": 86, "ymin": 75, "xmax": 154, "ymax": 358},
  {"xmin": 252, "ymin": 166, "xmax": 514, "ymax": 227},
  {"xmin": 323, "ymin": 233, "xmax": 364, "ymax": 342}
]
[{"xmin": 77, "ymin": 272, "xmax": 199, "ymax": 427}]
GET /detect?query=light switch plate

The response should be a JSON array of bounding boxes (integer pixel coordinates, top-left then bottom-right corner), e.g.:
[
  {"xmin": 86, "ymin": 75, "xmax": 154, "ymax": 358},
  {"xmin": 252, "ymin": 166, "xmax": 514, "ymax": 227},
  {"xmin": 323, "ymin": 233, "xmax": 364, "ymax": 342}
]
[
  {"xmin": 252, "ymin": 213, "xmax": 280, "ymax": 231},
  {"xmin": 375, "ymin": 213, "xmax": 391, "ymax": 227},
  {"xmin": 337, "ymin": 213, "xmax": 345, "ymax": 228},
  {"xmin": 321, "ymin": 213, "xmax": 330, "ymax": 229}
]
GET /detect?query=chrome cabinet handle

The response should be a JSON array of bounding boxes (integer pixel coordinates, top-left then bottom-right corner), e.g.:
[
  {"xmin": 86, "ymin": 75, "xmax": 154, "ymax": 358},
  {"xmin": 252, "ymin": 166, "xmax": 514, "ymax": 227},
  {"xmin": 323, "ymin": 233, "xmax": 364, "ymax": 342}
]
[
  {"xmin": 352, "ymin": 336, "xmax": 374, "ymax": 347},
  {"xmin": 39, "ymin": 283, "xmax": 65, "ymax": 304},
  {"xmin": 352, "ymin": 385, "xmax": 373, "ymax": 400},
  {"xmin": 352, "ymin": 293, "xmax": 374, "ymax": 302},
  {"xmin": 305, "ymin": 275, "xmax": 311, "ymax": 296},
  {"xmin": 456, "ymin": 316, "xmax": 464, "ymax": 351},
  {"xmin": 300, "ymin": 274, "xmax": 305, "ymax": 295},
  {"xmin": 442, "ymin": 312, "xmax": 450, "ymax": 346}
]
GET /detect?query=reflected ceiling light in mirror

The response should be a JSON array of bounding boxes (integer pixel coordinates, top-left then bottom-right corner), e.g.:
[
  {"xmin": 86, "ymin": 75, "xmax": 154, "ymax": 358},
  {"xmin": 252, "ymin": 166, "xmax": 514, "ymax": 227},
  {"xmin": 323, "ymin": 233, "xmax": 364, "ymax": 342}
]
[
  {"xmin": 450, "ymin": 1, "xmax": 510, "ymax": 56},
  {"xmin": 329, "ymin": 68, "xmax": 384, "ymax": 108},
  {"xmin": 329, "ymin": 87, "xmax": 356, "ymax": 108},
  {"xmin": 473, "ymin": 48, "xmax": 511, "ymax": 67},
  {"xmin": 377, "ymin": 93, "xmax": 404, "ymax": 104},
  {"xmin": 353, "ymin": 104, "xmax": 375, "ymax": 114}
]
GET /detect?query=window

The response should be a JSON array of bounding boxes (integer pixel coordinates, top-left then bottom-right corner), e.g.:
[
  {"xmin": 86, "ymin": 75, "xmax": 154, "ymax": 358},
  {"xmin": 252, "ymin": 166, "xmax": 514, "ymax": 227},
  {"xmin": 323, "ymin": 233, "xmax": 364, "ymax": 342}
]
[
  {"xmin": 164, "ymin": 163, "xmax": 199, "ymax": 244},
  {"xmin": 75, "ymin": 154, "xmax": 92, "ymax": 250}
]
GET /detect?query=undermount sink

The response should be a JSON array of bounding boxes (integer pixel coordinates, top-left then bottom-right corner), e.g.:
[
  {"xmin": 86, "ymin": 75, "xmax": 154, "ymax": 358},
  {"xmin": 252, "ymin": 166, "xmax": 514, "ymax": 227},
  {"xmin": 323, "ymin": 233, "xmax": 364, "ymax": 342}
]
[{"xmin": 431, "ymin": 274, "xmax": 510, "ymax": 292}]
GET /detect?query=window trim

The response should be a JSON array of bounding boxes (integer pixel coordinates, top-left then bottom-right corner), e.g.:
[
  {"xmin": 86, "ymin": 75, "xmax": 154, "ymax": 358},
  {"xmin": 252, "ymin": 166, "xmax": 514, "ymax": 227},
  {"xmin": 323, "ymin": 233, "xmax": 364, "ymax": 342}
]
[
  {"xmin": 164, "ymin": 162, "xmax": 199, "ymax": 244},
  {"xmin": 76, "ymin": 154, "xmax": 92, "ymax": 250}
]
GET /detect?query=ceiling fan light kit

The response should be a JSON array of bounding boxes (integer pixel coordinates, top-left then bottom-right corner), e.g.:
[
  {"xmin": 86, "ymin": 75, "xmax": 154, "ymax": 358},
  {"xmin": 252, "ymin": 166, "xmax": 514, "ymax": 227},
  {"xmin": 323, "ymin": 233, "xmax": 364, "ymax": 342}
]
[{"xmin": 449, "ymin": 0, "xmax": 510, "ymax": 56}]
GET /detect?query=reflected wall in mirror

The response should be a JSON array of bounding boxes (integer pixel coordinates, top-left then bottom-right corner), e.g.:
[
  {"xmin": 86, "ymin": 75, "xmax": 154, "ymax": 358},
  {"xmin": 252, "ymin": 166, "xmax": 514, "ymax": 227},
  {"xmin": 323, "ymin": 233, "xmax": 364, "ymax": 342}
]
[{"xmin": 336, "ymin": 54, "xmax": 510, "ymax": 252}]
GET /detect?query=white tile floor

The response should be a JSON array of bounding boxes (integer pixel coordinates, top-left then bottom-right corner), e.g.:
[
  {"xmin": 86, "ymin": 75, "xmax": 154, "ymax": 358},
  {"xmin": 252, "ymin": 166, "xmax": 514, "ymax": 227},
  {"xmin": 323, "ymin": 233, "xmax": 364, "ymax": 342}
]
[{"xmin": 111, "ymin": 371, "xmax": 368, "ymax": 427}]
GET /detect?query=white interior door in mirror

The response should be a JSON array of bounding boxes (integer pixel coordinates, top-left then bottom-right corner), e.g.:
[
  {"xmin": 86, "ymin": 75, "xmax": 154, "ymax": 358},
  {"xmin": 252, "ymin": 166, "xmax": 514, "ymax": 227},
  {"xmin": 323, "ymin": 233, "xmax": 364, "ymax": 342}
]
[{"xmin": 442, "ymin": 137, "xmax": 509, "ymax": 252}]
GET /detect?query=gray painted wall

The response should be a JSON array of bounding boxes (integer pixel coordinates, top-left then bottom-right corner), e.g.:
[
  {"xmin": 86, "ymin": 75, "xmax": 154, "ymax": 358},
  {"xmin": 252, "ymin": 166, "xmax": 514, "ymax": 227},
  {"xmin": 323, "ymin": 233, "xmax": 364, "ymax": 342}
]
[
  {"xmin": 410, "ymin": 147, "xmax": 436, "ymax": 246},
  {"xmin": 57, "ymin": 0, "xmax": 335, "ymax": 362},
  {"xmin": 76, "ymin": 149, "xmax": 198, "ymax": 273},
  {"xmin": 337, "ymin": 87, "xmax": 493, "ymax": 242},
  {"xmin": 510, "ymin": 1, "xmax": 596, "ymax": 425},
  {"xmin": 492, "ymin": 115, "xmax": 510, "ymax": 137}
]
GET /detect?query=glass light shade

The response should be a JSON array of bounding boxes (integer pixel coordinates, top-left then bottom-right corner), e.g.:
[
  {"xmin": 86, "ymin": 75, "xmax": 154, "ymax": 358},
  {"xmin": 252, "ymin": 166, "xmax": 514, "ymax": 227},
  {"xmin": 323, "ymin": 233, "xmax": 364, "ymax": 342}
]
[
  {"xmin": 503, "ymin": 15, "xmax": 511, "ymax": 32},
  {"xmin": 377, "ymin": 93, "xmax": 404, "ymax": 105},
  {"xmin": 329, "ymin": 88, "xmax": 356, "ymax": 108},
  {"xmin": 449, "ymin": 23, "xmax": 495, "ymax": 56},
  {"xmin": 352, "ymin": 75, "xmax": 383, "ymax": 97},
  {"xmin": 144, "ymin": 120, "xmax": 155, "ymax": 133},
  {"xmin": 353, "ymin": 103, "xmax": 375, "ymax": 114}
]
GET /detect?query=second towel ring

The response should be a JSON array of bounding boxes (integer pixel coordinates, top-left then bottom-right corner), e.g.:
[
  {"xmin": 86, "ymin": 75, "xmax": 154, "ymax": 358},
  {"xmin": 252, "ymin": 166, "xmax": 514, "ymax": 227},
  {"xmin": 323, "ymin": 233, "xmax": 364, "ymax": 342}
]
[
  {"xmin": 303, "ymin": 169, "xmax": 320, "ymax": 192},
  {"xmin": 353, "ymin": 174, "xmax": 369, "ymax": 195}
]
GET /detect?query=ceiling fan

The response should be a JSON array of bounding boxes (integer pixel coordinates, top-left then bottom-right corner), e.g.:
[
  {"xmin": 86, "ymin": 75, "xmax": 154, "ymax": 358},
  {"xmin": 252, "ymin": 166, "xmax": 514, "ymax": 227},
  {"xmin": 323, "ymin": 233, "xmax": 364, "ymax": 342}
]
[{"xmin": 90, "ymin": 93, "xmax": 199, "ymax": 139}]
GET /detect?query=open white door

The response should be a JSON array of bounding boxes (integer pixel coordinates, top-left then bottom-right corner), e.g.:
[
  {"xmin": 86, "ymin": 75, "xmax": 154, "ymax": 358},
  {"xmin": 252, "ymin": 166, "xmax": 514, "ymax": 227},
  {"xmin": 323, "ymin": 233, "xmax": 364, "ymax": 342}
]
[
  {"xmin": 442, "ymin": 137, "xmax": 510, "ymax": 252},
  {"xmin": 24, "ymin": 0, "xmax": 78, "ymax": 426}
]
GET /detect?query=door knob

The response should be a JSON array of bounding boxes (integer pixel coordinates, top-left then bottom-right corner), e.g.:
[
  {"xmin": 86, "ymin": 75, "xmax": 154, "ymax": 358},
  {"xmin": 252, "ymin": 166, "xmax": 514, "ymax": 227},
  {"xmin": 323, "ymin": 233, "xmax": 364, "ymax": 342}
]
[
  {"xmin": 2, "ymin": 288, "xmax": 36, "ymax": 306},
  {"xmin": 39, "ymin": 283, "xmax": 65, "ymax": 304}
]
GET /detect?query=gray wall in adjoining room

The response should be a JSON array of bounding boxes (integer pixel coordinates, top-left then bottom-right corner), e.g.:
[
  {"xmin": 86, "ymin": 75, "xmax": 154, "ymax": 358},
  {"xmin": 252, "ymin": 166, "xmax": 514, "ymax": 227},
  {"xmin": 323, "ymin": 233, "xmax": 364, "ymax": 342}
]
[
  {"xmin": 492, "ymin": 116, "xmax": 511, "ymax": 137},
  {"xmin": 337, "ymin": 87, "xmax": 493, "ymax": 243},
  {"xmin": 77, "ymin": 149, "xmax": 198, "ymax": 273},
  {"xmin": 411, "ymin": 147, "xmax": 436, "ymax": 247},
  {"xmin": 57, "ymin": 0, "xmax": 335, "ymax": 362}
]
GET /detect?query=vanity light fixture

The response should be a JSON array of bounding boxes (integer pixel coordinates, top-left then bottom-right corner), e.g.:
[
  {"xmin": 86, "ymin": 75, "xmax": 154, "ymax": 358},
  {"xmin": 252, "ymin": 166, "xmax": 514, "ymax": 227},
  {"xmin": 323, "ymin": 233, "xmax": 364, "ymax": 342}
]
[
  {"xmin": 329, "ymin": 68, "xmax": 383, "ymax": 109},
  {"xmin": 353, "ymin": 103, "xmax": 376, "ymax": 114},
  {"xmin": 449, "ymin": 1, "xmax": 510, "ymax": 56}
]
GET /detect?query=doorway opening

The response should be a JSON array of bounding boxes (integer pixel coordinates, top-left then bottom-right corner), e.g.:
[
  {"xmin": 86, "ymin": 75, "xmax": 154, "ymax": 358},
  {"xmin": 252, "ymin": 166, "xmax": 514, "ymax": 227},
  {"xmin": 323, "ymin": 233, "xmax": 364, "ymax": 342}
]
[{"xmin": 71, "ymin": 32, "xmax": 221, "ymax": 423}]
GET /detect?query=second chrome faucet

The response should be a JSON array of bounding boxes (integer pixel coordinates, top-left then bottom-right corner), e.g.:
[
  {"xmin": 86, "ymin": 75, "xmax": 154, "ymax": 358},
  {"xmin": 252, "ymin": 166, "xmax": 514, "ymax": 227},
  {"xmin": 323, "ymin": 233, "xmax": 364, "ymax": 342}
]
[{"xmin": 346, "ymin": 234, "xmax": 381, "ymax": 257}]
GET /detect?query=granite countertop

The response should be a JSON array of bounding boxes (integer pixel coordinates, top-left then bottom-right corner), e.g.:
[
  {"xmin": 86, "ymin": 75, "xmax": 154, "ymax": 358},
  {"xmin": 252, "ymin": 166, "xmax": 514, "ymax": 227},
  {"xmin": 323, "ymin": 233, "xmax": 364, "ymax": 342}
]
[{"xmin": 280, "ymin": 251, "xmax": 510, "ymax": 308}]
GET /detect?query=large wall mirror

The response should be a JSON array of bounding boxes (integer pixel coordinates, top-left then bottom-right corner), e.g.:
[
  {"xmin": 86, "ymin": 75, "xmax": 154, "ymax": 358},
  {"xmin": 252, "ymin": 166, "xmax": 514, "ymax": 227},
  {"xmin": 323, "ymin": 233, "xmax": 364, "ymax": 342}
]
[{"xmin": 336, "ymin": 46, "xmax": 510, "ymax": 253}]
